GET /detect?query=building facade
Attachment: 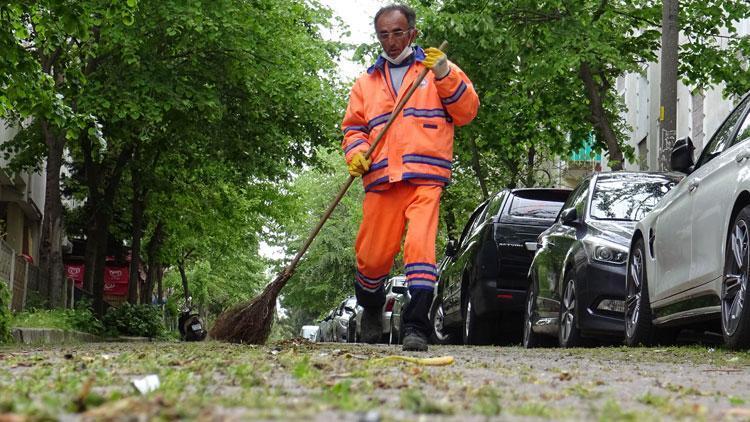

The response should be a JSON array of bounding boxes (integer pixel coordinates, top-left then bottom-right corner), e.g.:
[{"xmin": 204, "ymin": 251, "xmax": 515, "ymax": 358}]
[
  {"xmin": 611, "ymin": 20, "xmax": 750, "ymax": 171},
  {"xmin": 0, "ymin": 122, "xmax": 45, "ymax": 263}
]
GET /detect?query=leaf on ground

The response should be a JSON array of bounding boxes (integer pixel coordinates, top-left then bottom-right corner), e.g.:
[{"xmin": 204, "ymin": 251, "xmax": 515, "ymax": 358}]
[{"xmin": 558, "ymin": 372, "xmax": 572, "ymax": 381}]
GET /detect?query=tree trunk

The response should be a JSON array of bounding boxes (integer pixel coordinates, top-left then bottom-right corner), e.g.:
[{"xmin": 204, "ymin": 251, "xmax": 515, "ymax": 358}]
[
  {"xmin": 82, "ymin": 142, "xmax": 133, "ymax": 316},
  {"xmin": 39, "ymin": 121, "xmax": 66, "ymax": 308},
  {"xmin": 524, "ymin": 145, "xmax": 536, "ymax": 187},
  {"xmin": 90, "ymin": 218, "xmax": 109, "ymax": 317},
  {"xmin": 178, "ymin": 261, "xmax": 190, "ymax": 300},
  {"xmin": 157, "ymin": 265, "xmax": 164, "ymax": 306},
  {"xmin": 579, "ymin": 62, "xmax": 624, "ymax": 170},
  {"xmin": 128, "ymin": 163, "xmax": 145, "ymax": 304},
  {"xmin": 82, "ymin": 206, "xmax": 100, "ymax": 294},
  {"xmin": 504, "ymin": 155, "xmax": 520, "ymax": 189},
  {"xmin": 142, "ymin": 220, "xmax": 165, "ymax": 304},
  {"xmin": 468, "ymin": 136, "xmax": 489, "ymax": 200}
]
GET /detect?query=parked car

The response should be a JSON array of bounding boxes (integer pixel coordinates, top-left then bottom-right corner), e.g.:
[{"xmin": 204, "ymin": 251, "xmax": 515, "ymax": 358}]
[
  {"xmin": 351, "ymin": 276, "xmax": 408, "ymax": 343},
  {"xmin": 429, "ymin": 256, "xmax": 452, "ymax": 344},
  {"xmin": 318, "ymin": 310, "xmax": 336, "ymax": 342},
  {"xmin": 437, "ymin": 188, "xmax": 572, "ymax": 345},
  {"xmin": 332, "ymin": 296, "xmax": 358, "ymax": 342},
  {"xmin": 524, "ymin": 172, "xmax": 682, "ymax": 348},
  {"xmin": 299, "ymin": 325, "xmax": 320, "ymax": 342},
  {"xmin": 625, "ymin": 93, "xmax": 750, "ymax": 349}
]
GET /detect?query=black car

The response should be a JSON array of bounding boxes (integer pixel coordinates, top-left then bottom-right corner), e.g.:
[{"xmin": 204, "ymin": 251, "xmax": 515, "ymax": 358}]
[
  {"xmin": 524, "ymin": 172, "xmax": 682, "ymax": 348},
  {"xmin": 434, "ymin": 188, "xmax": 572, "ymax": 345}
]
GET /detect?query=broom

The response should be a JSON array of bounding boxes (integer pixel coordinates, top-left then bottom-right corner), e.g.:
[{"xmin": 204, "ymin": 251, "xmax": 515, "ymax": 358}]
[{"xmin": 210, "ymin": 41, "xmax": 449, "ymax": 344}]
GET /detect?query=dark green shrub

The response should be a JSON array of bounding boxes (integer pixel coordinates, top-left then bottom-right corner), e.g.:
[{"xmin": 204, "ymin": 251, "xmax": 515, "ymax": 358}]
[
  {"xmin": 102, "ymin": 303, "xmax": 165, "ymax": 338},
  {"xmin": 68, "ymin": 299, "xmax": 104, "ymax": 335},
  {"xmin": 0, "ymin": 283, "xmax": 11, "ymax": 342}
]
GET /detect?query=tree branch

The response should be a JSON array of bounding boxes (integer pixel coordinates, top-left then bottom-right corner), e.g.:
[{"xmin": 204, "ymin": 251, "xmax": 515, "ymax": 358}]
[{"xmin": 592, "ymin": 0, "xmax": 608, "ymax": 22}]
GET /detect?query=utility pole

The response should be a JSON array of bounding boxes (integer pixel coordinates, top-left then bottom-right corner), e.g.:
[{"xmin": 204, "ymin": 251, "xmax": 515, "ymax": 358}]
[{"xmin": 659, "ymin": 0, "xmax": 679, "ymax": 170}]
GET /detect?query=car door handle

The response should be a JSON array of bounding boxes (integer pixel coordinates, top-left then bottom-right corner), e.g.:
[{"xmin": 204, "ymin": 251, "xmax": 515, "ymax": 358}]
[
  {"xmin": 737, "ymin": 150, "xmax": 750, "ymax": 163},
  {"xmin": 688, "ymin": 179, "xmax": 700, "ymax": 192}
]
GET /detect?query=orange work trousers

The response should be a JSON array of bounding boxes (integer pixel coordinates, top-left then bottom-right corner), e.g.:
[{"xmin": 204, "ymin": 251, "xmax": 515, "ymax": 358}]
[{"xmin": 354, "ymin": 182, "xmax": 441, "ymax": 308}]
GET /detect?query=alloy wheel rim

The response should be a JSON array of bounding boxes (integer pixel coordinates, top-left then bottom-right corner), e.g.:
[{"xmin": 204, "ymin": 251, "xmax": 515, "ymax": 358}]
[
  {"xmin": 433, "ymin": 304, "xmax": 449, "ymax": 342},
  {"xmin": 561, "ymin": 280, "xmax": 576, "ymax": 342},
  {"xmin": 625, "ymin": 247, "xmax": 644, "ymax": 337},
  {"xmin": 524, "ymin": 289, "xmax": 535, "ymax": 345},
  {"xmin": 723, "ymin": 219, "xmax": 749, "ymax": 336}
]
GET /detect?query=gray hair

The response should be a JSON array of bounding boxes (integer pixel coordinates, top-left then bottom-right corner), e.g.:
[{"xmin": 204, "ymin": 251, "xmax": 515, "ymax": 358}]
[{"xmin": 374, "ymin": 4, "xmax": 417, "ymax": 29}]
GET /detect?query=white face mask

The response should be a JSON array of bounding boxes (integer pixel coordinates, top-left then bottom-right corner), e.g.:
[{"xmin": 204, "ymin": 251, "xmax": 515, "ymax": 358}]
[{"xmin": 382, "ymin": 45, "xmax": 413, "ymax": 65}]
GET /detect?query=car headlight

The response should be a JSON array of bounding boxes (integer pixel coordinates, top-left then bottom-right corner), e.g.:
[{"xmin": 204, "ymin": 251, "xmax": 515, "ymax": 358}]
[
  {"xmin": 583, "ymin": 238, "xmax": 628, "ymax": 265},
  {"xmin": 593, "ymin": 245, "xmax": 627, "ymax": 264}
]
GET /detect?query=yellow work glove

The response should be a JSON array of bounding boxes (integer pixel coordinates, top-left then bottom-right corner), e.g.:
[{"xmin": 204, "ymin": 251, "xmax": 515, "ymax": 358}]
[
  {"xmin": 423, "ymin": 47, "xmax": 449, "ymax": 79},
  {"xmin": 347, "ymin": 152, "xmax": 371, "ymax": 177}
]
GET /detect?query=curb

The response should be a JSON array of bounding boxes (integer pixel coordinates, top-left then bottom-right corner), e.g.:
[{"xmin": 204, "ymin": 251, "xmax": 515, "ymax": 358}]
[
  {"xmin": 11, "ymin": 327, "xmax": 103, "ymax": 344},
  {"xmin": 10, "ymin": 328, "xmax": 156, "ymax": 345}
]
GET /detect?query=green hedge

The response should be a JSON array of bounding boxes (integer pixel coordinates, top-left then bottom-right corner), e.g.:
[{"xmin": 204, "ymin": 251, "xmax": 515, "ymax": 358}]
[
  {"xmin": 102, "ymin": 303, "xmax": 165, "ymax": 338},
  {"xmin": 0, "ymin": 283, "xmax": 10, "ymax": 343},
  {"xmin": 11, "ymin": 299, "xmax": 104, "ymax": 335}
]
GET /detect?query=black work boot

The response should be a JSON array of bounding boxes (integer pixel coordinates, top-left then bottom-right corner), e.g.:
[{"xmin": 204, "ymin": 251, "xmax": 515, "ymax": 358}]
[
  {"xmin": 402, "ymin": 328, "xmax": 428, "ymax": 352},
  {"xmin": 360, "ymin": 306, "xmax": 383, "ymax": 344}
]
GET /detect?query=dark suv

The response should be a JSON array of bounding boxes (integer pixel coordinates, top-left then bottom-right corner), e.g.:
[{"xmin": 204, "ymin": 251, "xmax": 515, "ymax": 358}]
[{"xmin": 434, "ymin": 188, "xmax": 571, "ymax": 344}]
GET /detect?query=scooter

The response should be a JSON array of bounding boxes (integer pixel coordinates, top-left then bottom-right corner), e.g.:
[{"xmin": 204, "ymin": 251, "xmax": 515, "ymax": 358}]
[{"xmin": 178, "ymin": 297, "xmax": 207, "ymax": 341}]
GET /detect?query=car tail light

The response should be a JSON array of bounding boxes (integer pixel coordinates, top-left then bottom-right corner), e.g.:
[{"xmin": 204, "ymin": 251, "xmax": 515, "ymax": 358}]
[{"xmin": 385, "ymin": 297, "xmax": 395, "ymax": 313}]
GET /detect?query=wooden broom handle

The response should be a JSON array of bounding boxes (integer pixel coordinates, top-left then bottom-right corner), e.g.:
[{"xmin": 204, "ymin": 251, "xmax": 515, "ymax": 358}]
[{"xmin": 284, "ymin": 41, "xmax": 449, "ymax": 274}]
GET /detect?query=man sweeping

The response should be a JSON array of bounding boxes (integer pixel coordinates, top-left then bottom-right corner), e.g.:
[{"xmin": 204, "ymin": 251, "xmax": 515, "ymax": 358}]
[{"xmin": 342, "ymin": 4, "xmax": 479, "ymax": 351}]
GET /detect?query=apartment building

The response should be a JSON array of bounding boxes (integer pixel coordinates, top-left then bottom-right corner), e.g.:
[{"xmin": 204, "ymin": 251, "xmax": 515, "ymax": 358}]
[{"xmin": 0, "ymin": 122, "xmax": 45, "ymax": 262}]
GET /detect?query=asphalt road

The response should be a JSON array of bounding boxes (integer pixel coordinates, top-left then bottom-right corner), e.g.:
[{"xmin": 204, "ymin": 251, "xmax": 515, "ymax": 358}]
[{"xmin": 2, "ymin": 341, "xmax": 750, "ymax": 420}]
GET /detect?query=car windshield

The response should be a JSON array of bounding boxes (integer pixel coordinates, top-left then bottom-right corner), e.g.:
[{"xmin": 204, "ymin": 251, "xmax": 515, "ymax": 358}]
[
  {"xmin": 508, "ymin": 197, "xmax": 566, "ymax": 219},
  {"xmin": 590, "ymin": 175, "xmax": 679, "ymax": 221}
]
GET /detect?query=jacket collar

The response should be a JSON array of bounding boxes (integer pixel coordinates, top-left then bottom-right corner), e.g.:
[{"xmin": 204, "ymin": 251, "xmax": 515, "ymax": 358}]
[{"xmin": 367, "ymin": 45, "xmax": 426, "ymax": 75}]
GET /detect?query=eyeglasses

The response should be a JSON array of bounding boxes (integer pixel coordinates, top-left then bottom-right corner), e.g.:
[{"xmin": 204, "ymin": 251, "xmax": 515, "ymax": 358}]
[{"xmin": 376, "ymin": 28, "xmax": 413, "ymax": 41}]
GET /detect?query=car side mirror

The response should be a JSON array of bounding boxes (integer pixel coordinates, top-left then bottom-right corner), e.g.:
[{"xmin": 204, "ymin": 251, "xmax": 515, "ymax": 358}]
[
  {"xmin": 670, "ymin": 136, "xmax": 695, "ymax": 173},
  {"xmin": 560, "ymin": 208, "xmax": 578, "ymax": 226},
  {"xmin": 445, "ymin": 239, "xmax": 457, "ymax": 257}
]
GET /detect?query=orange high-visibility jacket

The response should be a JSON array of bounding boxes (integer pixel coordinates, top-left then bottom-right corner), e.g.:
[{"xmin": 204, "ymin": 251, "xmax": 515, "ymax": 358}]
[{"xmin": 341, "ymin": 46, "xmax": 479, "ymax": 192}]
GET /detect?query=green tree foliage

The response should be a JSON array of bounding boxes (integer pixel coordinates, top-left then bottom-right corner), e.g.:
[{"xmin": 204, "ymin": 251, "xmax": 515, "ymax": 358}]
[
  {"xmin": 271, "ymin": 148, "xmax": 364, "ymax": 318},
  {"xmin": 2, "ymin": 0, "xmax": 344, "ymax": 315},
  {"xmin": 412, "ymin": 0, "xmax": 750, "ymax": 236}
]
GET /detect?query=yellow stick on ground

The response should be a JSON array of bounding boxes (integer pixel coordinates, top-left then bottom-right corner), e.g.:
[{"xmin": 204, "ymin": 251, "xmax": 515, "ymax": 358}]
[{"xmin": 372, "ymin": 355, "xmax": 455, "ymax": 366}]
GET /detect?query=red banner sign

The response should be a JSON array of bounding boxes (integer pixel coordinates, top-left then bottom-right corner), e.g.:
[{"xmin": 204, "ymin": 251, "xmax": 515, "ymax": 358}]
[
  {"xmin": 65, "ymin": 264, "xmax": 85, "ymax": 288},
  {"xmin": 64, "ymin": 263, "xmax": 129, "ymax": 296},
  {"xmin": 104, "ymin": 266, "xmax": 129, "ymax": 296}
]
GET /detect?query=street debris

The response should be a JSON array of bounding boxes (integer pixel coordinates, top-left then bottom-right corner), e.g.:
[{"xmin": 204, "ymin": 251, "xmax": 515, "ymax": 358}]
[{"xmin": 132, "ymin": 374, "xmax": 160, "ymax": 395}]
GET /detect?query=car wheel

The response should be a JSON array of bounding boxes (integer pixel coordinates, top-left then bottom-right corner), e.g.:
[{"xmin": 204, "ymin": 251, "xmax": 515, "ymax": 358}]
[
  {"xmin": 558, "ymin": 275, "xmax": 584, "ymax": 347},
  {"xmin": 625, "ymin": 238, "xmax": 656, "ymax": 346},
  {"xmin": 430, "ymin": 297, "xmax": 457, "ymax": 345},
  {"xmin": 523, "ymin": 281, "xmax": 552, "ymax": 348},
  {"xmin": 347, "ymin": 320, "xmax": 356, "ymax": 343},
  {"xmin": 390, "ymin": 316, "xmax": 401, "ymax": 344},
  {"xmin": 722, "ymin": 206, "xmax": 750, "ymax": 349},
  {"xmin": 463, "ymin": 290, "xmax": 494, "ymax": 345}
]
